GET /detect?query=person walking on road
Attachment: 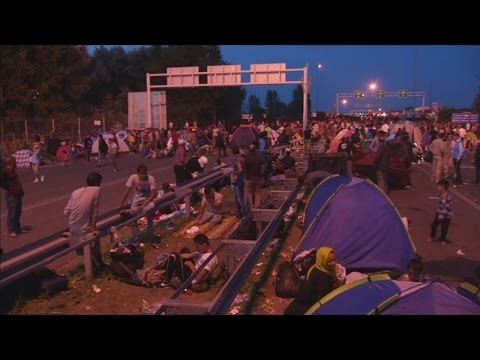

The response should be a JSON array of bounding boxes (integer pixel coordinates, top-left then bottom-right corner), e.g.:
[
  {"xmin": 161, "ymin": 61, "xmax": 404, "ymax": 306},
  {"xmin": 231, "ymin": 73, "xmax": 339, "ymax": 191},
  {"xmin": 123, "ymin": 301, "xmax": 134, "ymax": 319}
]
[
  {"xmin": 1, "ymin": 156, "xmax": 30, "ymax": 238},
  {"xmin": 429, "ymin": 133, "xmax": 446, "ymax": 184},
  {"xmin": 108, "ymin": 138, "xmax": 119, "ymax": 172},
  {"xmin": 84, "ymin": 134, "xmax": 93, "ymax": 163},
  {"xmin": 31, "ymin": 137, "xmax": 45, "ymax": 183},
  {"xmin": 427, "ymin": 179, "xmax": 453, "ymax": 245},
  {"xmin": 98, "ymin": 135, "xmax": 108, "ymax": 167},
  {"xmin": 452, "ymin": 132, "xmax": 465, "ymax": 186},
  {"xmin": 443, "ymin": 133, "xmax": 454, "ymax": 179},
  {"xmin": 64, "ymin": 172, "xmax": 104, "ymax": 267}
]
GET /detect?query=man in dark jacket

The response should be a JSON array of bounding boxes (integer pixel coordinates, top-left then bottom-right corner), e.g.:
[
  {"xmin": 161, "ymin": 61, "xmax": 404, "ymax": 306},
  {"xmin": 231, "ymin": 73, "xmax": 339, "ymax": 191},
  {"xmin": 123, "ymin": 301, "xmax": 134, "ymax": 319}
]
[{"xmin": 474, "ymin": 140, "xmax": 480, "ymax": 186}]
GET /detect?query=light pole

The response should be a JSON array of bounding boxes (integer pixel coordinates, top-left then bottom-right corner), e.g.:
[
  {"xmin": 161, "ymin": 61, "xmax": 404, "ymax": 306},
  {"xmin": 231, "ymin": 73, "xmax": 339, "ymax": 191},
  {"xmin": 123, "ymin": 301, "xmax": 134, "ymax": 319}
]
[{"xmin": 316, "ymin": 64, "xmax": 323, "ymax": 112}]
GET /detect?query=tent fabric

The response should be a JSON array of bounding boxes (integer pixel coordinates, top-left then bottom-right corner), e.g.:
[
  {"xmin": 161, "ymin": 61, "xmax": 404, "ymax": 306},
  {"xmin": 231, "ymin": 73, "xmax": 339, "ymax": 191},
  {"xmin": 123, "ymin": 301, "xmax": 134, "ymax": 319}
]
[
  {"xmin": 297, "ymin": 176, "xmax": 416, "ymax": 273},
  {"xmin": 307, "ymin": 280, "xmax": 480, "ymax": 315},
  {"xmin": 382, "ymin": 282, "xmax": 480, "ymax": 315},
  {"xmin": 303, "ymin": 175, "xmax": 351, "ymax": 230},
  {"xmin": 12, "ymin": 149, "xmax": 32, "ymax": 168},
  {"xmin": 390, "ymin": 122, "xmax": 422, "ymax": 145},
  {"xmin": 307, "ymin": 275, "xmax": 401, "ymax": 315},
  {"xmin": 92, "ymin": 133, "xmax": 130, "ymax": 154},
  {"xmin": 230, "ymin": 126, "xmax": 259, "ymax": 149}
]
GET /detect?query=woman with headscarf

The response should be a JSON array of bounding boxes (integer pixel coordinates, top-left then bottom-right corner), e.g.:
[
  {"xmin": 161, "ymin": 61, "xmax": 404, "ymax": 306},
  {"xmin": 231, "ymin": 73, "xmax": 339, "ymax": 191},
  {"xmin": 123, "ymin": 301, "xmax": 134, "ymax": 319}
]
[{"xmin": 284, "ymin": 247, "xmax": 339, "ymax": 315}]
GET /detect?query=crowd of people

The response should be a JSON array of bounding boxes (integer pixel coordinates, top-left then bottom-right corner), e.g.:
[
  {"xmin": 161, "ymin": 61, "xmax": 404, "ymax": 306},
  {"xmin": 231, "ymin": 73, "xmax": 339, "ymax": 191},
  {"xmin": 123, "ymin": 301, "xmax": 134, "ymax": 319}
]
[{"xmin": 1, "ymin": 112, "xmax": 479, "ymax": 297}]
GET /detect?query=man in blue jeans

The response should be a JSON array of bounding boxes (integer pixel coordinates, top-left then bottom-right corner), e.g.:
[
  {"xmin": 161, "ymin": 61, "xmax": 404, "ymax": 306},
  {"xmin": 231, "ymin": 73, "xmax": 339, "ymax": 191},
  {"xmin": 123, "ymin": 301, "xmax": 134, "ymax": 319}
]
[
  {"xmin": 231, "ymin": 146, "xmax": 247, "ymax": 218},
  {"xmin": 1, "ymin": 156, "xmax": 30, "ymax": 238}
]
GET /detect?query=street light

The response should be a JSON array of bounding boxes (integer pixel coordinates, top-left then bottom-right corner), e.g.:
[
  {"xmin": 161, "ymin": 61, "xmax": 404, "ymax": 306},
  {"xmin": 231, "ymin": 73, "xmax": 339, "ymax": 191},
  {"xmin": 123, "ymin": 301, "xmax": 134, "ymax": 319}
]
[
  {"xmin": 342, "ymin": 99, "xmax": 347, "ymax": 105},
  {"xmin": 369, "ymin": 82, "xmax": 377, "ymax": 91},
  {"xmin": 316, "ymin": 64, "xmax": 324, "ymax": 111}
]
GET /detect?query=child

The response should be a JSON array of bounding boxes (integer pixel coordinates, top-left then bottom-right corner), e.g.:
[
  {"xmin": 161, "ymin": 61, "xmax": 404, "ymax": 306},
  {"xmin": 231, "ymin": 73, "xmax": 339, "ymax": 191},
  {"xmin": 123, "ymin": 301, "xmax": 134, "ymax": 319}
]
[
  {"xmin": 427, "ymin": 179, "xmax": 453, "ymax": 245},
  {"xmin": 398, "ymin": 258, "xmax": 425, "ymax": 282}
]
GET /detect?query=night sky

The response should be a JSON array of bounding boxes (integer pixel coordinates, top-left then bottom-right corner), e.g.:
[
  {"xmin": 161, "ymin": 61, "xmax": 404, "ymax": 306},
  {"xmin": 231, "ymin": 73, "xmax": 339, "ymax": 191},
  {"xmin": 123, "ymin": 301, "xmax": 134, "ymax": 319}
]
[{"xmin": 89, "ymin": 45, "xmax": 480, "ymax": 112}]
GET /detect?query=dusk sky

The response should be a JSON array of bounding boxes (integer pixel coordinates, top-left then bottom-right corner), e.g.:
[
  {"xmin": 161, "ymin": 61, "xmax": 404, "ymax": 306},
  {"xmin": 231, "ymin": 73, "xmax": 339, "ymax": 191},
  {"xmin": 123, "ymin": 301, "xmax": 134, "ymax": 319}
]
[{"xmin": 89, "ymin": 45, "xmax": 480, "ymax": 112}]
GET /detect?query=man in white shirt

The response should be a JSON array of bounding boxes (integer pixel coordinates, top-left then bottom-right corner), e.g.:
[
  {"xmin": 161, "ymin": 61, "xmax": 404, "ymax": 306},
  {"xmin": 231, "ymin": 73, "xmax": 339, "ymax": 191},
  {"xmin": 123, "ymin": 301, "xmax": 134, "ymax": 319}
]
[
  {"xmin": 119, "ymin": 163, "xmax": 157, "ymax": 216},
  {"xmin": 182, "ymin": 234, "xmax": 219, "ymax": 292},
  {"xmin": 64, "ymin": 172, "xmax": 104, "ymax": 266}
]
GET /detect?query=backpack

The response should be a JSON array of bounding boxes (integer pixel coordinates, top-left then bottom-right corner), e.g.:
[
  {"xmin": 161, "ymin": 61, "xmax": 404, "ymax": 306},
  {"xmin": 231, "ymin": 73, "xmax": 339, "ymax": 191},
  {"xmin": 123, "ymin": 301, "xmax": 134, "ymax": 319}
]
[
  {"xmin": 274, "ymin": 261, "xmax": 301, "ymax": 299},
  {"xmin": 109, "ymin": 242, "xmax": 145, "ymax": 278}
]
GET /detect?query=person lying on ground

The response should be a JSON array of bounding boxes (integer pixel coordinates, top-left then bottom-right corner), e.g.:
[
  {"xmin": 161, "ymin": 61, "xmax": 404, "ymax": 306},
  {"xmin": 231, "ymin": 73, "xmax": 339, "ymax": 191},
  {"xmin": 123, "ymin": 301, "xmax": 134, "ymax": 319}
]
[{"xmin": 194, "ymin": 185, "xmax": 223, "ymax": 225}]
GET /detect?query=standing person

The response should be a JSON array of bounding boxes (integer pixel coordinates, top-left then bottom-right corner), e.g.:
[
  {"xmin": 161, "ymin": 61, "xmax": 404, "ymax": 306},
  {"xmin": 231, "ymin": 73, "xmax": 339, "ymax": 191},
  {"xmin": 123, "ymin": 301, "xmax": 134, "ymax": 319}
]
[
  {"xmin": 374, "ymin": 130, "xmax": 389, "ymax": 194},
  {"xmin": 64, "ymin": 172, "xmax": 104, "ymax": 267},
  {"xmin": 231, "ymin": 146, "xmax": 247, "ymax": 218},
  {"xmin": 1, "ymin": 156, "xmax": 30, "ymax": 238},
  {"xmin": 98, "ymin": 135, "xmax": 108, "ymax": 167},
  {"xmin": 337, "ymin": 133, "xmax": 353, "ymax": 176},
  {"xmin": 427, "ymin": 179, "xmax": 453, "ymax": 245},
  {"xmin": 84, "ymin": 134, "xmax": 93, "ymax": 163},
  {"xmin": 245, "ymin": 144, "xmax": 265, "ymax": 209},
  {"xmin": 31, "ymin": 139, "xmax": 45, "ymax": 183},
  {"xmin": 173, "ymin": 139, "xmax": 187, "ymax": 185},
  {"xmin": 429, "ymin": 133, "xmax": 446, "ymax": 184},
  {"xmin": 452, "ymin": 132, "xmax": 465, "ymax": 186},
  {"xmin": 108, "ymin": 138, "xmax": 119, "ymax": 172},
  {"xmin": 473, "ymin": 139, "xmax": 480, "ymax": 186},
  {"xmin": 216, "ymin": 128, "xmax": 227, "ymax": 157},
  {"xmin": 443, "ymin": 133, "xmax": 454, "ymax": 179},
  {"xmin": 303, "ymin": 126, "xmax": 312, "ymax": 155}
]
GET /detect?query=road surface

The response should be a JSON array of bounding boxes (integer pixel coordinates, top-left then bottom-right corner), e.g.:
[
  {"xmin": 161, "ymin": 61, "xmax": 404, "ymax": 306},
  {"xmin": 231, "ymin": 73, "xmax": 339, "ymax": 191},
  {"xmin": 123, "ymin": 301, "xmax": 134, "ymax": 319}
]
[{"xmin": 0, "ymin": 152, "xmax": 229, "ymax": 254}]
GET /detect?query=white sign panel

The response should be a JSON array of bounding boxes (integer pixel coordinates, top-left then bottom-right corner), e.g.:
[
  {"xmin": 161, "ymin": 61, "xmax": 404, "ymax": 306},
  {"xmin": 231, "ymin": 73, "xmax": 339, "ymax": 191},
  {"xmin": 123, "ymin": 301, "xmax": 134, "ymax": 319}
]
[
  {"xmin": 166, "ymin": 66, "xmax": 199, "ymax": 86},
  {"xmin": 250, "ymin": 63, "xmax": 286, "ymax": 85},
  {"xmin": 94, "ymin": 120, "xmax": 102, "ymax": 126},
  {"xmin": 207, "ymin": 65, "xmax": 241, "ymax": 85}
]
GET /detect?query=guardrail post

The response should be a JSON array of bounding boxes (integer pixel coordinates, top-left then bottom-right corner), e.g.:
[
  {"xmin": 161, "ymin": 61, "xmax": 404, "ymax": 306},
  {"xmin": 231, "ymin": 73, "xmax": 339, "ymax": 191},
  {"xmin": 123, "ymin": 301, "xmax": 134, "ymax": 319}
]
[
  {"xmin": 83, "ymin": 244, "xmax": 93, "ymax": 280},
  {"xmin": 185, "ymin": 194, "xmax": 191, "ymax": 218},
  {"xmin": 146, "ymin": 213, "xmax": 154, "ymax": 242}
]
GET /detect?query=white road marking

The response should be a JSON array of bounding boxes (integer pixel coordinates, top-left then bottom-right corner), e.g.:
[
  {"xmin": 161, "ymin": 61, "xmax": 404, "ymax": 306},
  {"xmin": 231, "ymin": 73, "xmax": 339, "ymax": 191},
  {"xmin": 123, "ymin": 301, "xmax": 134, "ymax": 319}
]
[{"xmin": 1, "ymin": 164, "xmax": 173, "ymax": 218}]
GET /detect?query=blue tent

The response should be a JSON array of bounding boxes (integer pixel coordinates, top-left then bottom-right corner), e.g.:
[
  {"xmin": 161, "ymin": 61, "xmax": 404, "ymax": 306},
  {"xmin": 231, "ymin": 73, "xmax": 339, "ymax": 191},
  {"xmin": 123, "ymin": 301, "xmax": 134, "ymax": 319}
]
[
  {"xmin": 306, "ymin": 275, "xmax": 401, "ymax": 315},
  {"xmin": 306, "ymin": 278, "xmax": 480, "ymax": 315},
  {"xmin": 295, "ymin": 175, "xmax": 417, "ymax": 273},
  {"xmin": 382, "ymin": 282, "xmax": 480, "ymax": 315}
]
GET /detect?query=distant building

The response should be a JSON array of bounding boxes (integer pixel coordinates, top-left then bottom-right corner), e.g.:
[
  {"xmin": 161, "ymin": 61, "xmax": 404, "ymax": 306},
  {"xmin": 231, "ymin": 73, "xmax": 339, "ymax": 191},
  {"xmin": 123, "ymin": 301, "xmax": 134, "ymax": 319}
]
[{"xmin": 128, "ymin": 91, "xmax": 167, "ymax": 130}]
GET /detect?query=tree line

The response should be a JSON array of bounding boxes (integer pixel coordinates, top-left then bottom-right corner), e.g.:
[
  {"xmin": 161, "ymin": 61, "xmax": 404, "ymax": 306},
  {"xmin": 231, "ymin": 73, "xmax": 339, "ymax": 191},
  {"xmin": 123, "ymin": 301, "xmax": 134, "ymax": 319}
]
[
  {"xmin": 0, "ymin": 45, "xmax": 314, "ymax": 139},
  {"xmin": 0, "ymin": 45, "xmax": 246, "ymax": 136},
  {"xmin": 247, "ymin": 87, "xmax": 311, "ymax": 121}
]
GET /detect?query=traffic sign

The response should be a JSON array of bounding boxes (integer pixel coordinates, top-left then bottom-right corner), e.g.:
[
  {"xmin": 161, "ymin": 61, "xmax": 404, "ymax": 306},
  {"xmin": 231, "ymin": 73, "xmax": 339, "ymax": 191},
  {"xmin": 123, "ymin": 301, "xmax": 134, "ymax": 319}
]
[
  {"xmin": 354, "ymin": 90, "xmax": 364, "ymax": 98},
  {"xmin": 399, "ymin": 90, "xmax": 408, "ymax": 98},
  {"xmin": 377, "ymin": 90, "xmax": 385, "ymax": 98}
]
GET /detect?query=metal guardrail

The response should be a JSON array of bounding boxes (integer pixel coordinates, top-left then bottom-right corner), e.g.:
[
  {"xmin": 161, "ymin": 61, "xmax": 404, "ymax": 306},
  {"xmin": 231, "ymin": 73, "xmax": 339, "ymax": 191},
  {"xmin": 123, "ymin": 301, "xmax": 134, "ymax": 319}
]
[{"xmin": 0, "ymin": 143, "xmax": 297, "ymax": 290}]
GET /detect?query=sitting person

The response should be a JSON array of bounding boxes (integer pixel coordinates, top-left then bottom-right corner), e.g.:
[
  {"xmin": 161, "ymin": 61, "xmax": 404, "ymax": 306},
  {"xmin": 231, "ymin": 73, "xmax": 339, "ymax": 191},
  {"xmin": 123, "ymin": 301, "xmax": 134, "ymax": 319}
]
[
  {"xmin": 181, "ymin": 234, "xmax": 219, "ymax": 292},
  {"xmin": 397, "ymin": 258, "xmax": 425, "ymax": 282},
  {"xmin": 194, "ymin": 185, "xmax": 223, "ymax": 225},
  {"xmin": 281, "ymin": 151, "xmax": 296, "ymax": 172},
  {"xmin": 285, "ymin": 247, "xmax": 341, "ymax": 315}
]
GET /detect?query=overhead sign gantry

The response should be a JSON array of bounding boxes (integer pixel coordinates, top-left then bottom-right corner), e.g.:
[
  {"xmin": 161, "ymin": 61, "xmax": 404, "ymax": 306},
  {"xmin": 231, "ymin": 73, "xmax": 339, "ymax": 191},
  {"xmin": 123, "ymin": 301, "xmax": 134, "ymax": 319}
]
[{"xmin": 146, "ymin": 63, "xmax": 311, "ymax": 130}]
